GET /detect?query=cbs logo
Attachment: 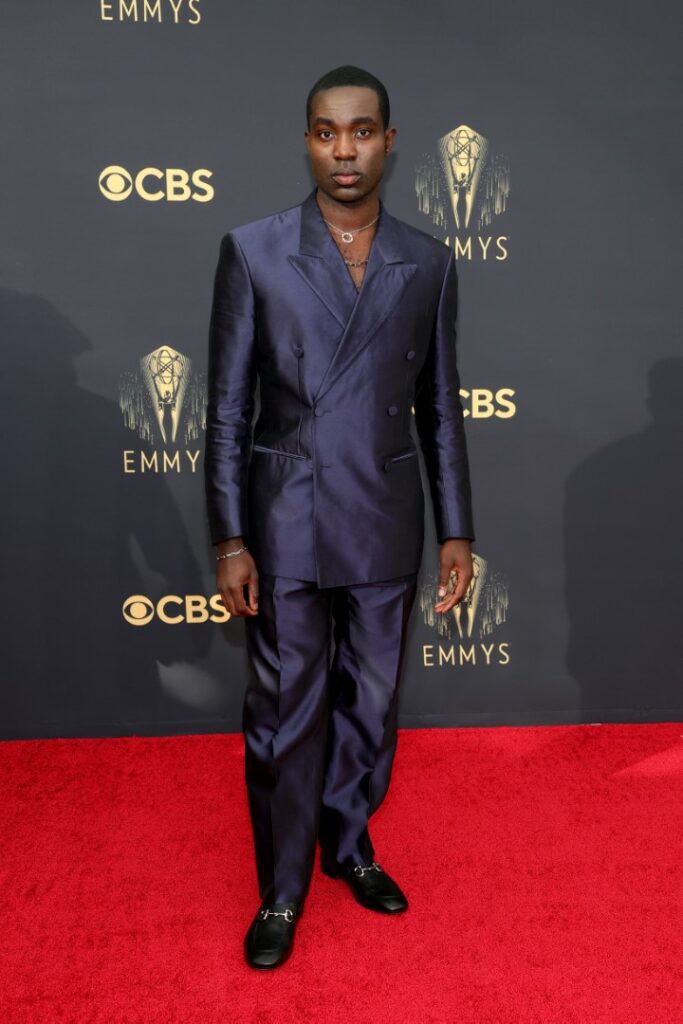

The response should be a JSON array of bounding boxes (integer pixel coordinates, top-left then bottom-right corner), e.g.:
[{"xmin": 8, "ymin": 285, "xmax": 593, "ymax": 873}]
[
  {"xmin": 99, "ymin": 166, "xmax": 214, "ymax": 202},
  {"xmin": 123, "ymin": 594, "xmax": 228, "ymax": 626},
  {"xmin": 460, "ymin": 388, "xmax": 516, "ymax": 418}
]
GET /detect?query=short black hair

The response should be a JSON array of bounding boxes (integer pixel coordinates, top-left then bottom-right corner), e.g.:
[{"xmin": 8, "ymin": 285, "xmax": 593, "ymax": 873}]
[{"xmin": 306, "ymin": 65, "xmax": 390, "ymax": 131}]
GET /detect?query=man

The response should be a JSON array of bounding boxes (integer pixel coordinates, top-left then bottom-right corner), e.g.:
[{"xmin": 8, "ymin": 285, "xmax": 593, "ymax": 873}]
[{"xmin": 204, "ymin": 65, "xmax": 475, "ymax": 970}]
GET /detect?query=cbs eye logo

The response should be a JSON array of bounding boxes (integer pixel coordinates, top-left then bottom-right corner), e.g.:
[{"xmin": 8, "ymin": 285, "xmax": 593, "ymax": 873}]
[
  {"xmin": 123, "ymin": 595, "xmax": 155, "ymax": 626},
  {"xmin": 99, "ymin": 165, "xmax": 214, "ymax": 202}
]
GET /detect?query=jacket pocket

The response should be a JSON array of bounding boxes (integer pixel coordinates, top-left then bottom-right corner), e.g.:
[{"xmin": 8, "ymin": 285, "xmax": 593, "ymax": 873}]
[
  {"xmin": 382, "ymin": 448, "xmax": 417, "ymax": 472},
  {"xmin": 252, "ymin": 443, "xmax": 309, "ymax": 461}
]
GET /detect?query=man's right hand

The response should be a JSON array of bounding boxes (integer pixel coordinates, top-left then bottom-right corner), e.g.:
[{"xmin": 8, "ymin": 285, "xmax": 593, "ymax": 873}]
[{"xmin": 216, "ymin": 537, "xmax": 259, "ymax": 617}]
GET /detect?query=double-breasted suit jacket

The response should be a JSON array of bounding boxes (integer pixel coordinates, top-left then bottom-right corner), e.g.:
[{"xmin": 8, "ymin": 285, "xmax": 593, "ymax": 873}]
[{"xmin": 204, "ymin": 187, "xmax": 475, "ymax": 588}]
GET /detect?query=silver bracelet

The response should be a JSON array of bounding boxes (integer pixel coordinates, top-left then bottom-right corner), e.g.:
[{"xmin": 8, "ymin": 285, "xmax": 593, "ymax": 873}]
[{"xmin": 216, "ymin": 544, "xmax": 248, "ymax": 561}]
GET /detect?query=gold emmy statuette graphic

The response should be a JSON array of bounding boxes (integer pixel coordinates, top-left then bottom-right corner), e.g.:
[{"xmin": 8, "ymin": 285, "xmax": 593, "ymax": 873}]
[
  {"xmin": 120, "ymin": 345, "xmax": 206, "ymax": 450},
  {"xmin": 439, "ymin": 125, "xmax": 488, "ymax": 231},
  {"xmin": 419, "ymin": 552, "xmax": 509, "ymax": 642},
  {"xmin": 141, "ymin": 346, "xmax": 190, "ymax": 445},
  {"xmin": 416, "ymin": 122, "xmax": 510, "ymax": 237}
]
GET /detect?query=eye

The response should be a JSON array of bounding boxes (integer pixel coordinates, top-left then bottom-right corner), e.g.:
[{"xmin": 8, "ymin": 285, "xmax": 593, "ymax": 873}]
[
  {"xmin": 357, "ymin": 128, "xmax": 372, "ymax": 137},
  {"xmin": 319, "ymin": 130, "xmax": 334, "ymax": 140}
]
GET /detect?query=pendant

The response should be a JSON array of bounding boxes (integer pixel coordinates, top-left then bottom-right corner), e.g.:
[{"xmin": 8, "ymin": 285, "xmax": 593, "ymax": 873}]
[{"xmin": 341, "ymin": 231, "xmax": 354, "ymax": 243}]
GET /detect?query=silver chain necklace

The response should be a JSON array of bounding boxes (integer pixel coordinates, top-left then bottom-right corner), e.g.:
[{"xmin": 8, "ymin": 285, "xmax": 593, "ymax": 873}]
[{"xmin": 323, "ymin": 212, "xmax": 379, "ymax": 244}]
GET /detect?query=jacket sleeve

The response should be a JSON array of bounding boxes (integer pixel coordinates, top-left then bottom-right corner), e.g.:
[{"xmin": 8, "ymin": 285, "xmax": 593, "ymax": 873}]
[
  {"xmin": 203, "ymin": 231, "xmax": 257, "ymax": 546},
  {"xmin": 413, "ymin": 248, "xmax": 475, "ymax": 543}
]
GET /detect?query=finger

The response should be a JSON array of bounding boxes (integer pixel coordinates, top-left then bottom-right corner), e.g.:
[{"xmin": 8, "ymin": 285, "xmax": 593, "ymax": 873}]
[
  {"xmin": 230, "ymin": 583, "xmax": 250, "ymax": 617},
  {"xmin": 248, "ymin": 573, "xmax": 259, "ymax": 610},
  {"xmin": 437, "ymin": 570, "xmax": 453, "ymax": 598},
  {"xmin": 452, "ymin": 571, "xmax": 472, "ymax": 605},
  {"xmin": 434, "ymin": 572, "xmax": 469, "ymax": 613},
  {"xmin": 434, "ymin": 582, "xmax": 467, "ymax": 613},
  {"xmin": 434, "ymin": 595, "xmax": 458, "ymax": 614},
  {"xmin": 434, "ymin": 575, "xmax": 470, "ymax": 610},
  {"xmin": 219, "ymin": 589, "xmax": 235, "ymax": 617},
  {"xmin": 246, "ymin": 575, "xmax": 259, "ymax": 614}
]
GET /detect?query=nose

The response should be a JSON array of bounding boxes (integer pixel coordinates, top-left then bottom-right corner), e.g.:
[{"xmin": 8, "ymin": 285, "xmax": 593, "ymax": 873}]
[{"xmin": 333, "ymin": 131, "xmax": 357, "ymax": 161}]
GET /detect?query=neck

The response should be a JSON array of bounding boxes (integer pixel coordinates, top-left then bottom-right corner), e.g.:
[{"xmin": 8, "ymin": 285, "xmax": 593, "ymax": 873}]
[{"xmin": 315, "ymin": 187, "xmax": 380, "ymax": 228}]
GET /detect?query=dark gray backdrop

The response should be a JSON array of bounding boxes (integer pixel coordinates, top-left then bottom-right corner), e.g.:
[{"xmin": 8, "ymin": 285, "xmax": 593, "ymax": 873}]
[{"xmin": 2, "ymin": 0, "xmax": 681, "ymax": 738}]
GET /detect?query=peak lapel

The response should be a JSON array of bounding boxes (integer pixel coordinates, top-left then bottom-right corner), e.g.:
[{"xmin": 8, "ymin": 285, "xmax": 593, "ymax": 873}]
[
  {"xmin": 287, "ymin": 189, "xmax": 358, "ymax": 328},
  {"xmin": 288, "ymin": 189, "xmax": 418, "ymax": 401}
]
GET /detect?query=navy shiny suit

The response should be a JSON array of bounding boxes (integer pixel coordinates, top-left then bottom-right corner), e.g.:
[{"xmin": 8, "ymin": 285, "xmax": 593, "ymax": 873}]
[{"xmin": 204, "ymin": 188, "xmax": 475, "ymax": 906}]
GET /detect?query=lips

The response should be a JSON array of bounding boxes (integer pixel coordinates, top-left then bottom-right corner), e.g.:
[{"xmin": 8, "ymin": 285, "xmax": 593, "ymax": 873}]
[{"xmin": 332, "ymin": 173, "xmax": 361, "ymax": 186}]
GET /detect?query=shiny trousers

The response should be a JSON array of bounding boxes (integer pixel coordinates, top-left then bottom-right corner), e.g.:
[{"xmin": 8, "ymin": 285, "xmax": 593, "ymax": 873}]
[{"xmin": 243, "ymin": 572, "xmax": 418, "ymax": 907}]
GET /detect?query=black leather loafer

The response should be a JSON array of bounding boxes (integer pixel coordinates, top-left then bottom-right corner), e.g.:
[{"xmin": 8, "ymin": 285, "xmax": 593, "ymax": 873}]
[
  {"xmin": 244, "ymin": 901, "xmax": 300, "ymax": 969},
  {"xmin": 321, "ymin": 856, "xmax": 408, "ymax": 914}
]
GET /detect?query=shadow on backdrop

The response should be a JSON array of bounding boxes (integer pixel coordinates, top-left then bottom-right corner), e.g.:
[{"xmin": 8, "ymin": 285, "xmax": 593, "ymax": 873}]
[
  {"xmin": 564, "ymin": 357, "xmax": 683, "ymax": 719},
  {"xmin": 1, "ymin": 287, "xmax": 215, "ymax": 738}
]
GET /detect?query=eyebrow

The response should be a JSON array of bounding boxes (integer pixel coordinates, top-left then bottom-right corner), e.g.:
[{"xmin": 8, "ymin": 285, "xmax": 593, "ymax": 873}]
[{"xmin": 313, "ymin": 115, "xmax": 379, "ymax": 127}]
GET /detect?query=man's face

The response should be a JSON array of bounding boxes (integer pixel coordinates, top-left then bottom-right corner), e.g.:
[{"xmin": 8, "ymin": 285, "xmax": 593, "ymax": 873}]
[{"xmin": 304, "ymin": 85, "xmax": 396, "ymax": 204}]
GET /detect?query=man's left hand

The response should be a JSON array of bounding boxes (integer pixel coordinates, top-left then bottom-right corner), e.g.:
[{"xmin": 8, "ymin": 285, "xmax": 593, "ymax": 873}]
[{"xmin": 434, "ymin": 538, "xmax": 473, "ymax": 614}]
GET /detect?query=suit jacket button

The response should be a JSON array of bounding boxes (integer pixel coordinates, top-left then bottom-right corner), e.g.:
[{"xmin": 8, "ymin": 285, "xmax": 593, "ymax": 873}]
[
  {"xmin": 387, "ymin": 405, "xmax": 398, "ymax": 416},
  {"xmin": 405, "ymin": 349, "xmax": 416, "ymax": 360},
  {"xmin": 293, "ymin": 345, "xmax": 304, "ymax": 357},
  {"xmin": 314, "ymin": 406, "xmax": 326, "ymax": 417}
]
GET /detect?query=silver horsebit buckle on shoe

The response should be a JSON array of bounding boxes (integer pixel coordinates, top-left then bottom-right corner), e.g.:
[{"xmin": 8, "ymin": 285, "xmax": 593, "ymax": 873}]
[
  {"xmin": 352, "ymin": 861, "xmax": 382, "ymax": 877},
  {"xmin": 258, "ymin": 907, "xmax": 295, "ymax": 922}
]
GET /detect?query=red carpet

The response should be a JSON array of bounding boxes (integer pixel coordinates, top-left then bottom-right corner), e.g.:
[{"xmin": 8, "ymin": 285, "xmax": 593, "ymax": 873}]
[{"xmin": 0, "ymin": 723, "xmax": 681, "ymax": 1023}]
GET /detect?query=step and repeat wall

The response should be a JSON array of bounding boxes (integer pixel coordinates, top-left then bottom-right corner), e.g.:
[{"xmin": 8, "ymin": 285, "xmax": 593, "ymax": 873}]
[{"xmin": 2, "ymin": 2, "xmax": 680, "ymax": 738}]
